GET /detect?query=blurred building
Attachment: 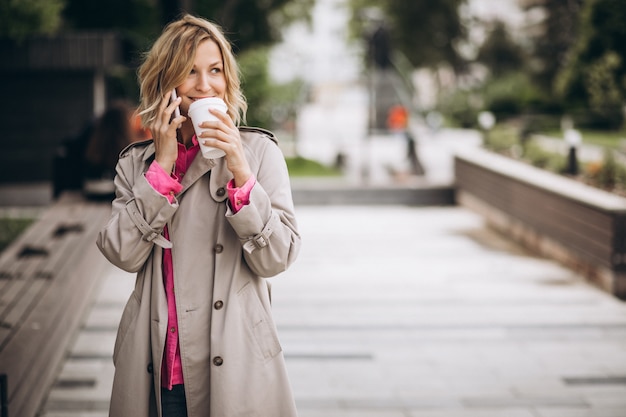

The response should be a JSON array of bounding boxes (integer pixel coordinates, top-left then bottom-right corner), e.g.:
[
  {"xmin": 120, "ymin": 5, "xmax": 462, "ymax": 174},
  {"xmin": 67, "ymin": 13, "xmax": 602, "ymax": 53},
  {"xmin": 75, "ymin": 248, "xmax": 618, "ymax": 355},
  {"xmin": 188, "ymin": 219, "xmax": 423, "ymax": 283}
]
[
  {"xmin": 0, "ymin": 33, "xmax": 128, "ymax": 203},
  {"xmin": 269, "ymin": 0, "xmax": 361, "ymax": 86}
]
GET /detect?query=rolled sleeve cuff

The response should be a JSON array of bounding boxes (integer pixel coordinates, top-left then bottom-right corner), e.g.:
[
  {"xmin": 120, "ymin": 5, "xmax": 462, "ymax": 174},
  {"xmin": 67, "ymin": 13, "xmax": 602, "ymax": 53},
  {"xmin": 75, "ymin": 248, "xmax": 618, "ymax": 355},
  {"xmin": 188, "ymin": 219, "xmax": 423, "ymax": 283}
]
[
  {"xmin": 145, "ymin": 161, "xmax": 183, "ymax": 203},
  {"xmin": 227, "ymin": 175, "xmax": 256, "ymax": 213}
]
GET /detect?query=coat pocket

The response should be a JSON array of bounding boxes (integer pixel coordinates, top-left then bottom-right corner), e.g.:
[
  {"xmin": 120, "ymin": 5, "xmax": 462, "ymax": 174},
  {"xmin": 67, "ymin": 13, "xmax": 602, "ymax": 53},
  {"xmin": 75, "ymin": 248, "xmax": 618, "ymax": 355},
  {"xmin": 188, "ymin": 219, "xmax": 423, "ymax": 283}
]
[
  {"xmin": 113, "ymin": 291, "xmax": 141, "ymax": 366},
  {"xmin": 237, "ymin": 281, "xmax": 282, "ymax": 361}
]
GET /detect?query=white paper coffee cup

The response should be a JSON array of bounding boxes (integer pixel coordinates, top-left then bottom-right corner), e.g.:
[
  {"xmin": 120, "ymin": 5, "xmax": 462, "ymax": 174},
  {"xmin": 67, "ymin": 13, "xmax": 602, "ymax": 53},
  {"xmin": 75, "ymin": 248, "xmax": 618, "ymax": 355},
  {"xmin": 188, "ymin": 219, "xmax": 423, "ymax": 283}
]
[{"xmin": 188, "ymin": 97, "xmax": 228, "ymax": 159}]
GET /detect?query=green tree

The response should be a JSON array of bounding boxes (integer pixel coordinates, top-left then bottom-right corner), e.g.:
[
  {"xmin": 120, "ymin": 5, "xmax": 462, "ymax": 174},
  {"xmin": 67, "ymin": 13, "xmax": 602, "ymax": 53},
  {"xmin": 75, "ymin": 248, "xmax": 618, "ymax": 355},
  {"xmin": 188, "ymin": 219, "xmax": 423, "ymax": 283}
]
[
  {"xmin": 184, "ymin": 0, "xmax": 315, "ymax": 129},
  {"xmin": 476, "ymin": 20, "xmax": 526, "ymax": 78},
  {"xmin": 168, "ymin": 0, "xmax": 315, "ymax": 53},
  {"xmin": 0, "ymin": 0, "xmax": 65, "ymax": 41},
  {"xmin": 555, "ymin": 0, "xmax": 626, "ymax": 128},
  {"xmin": 62, "ymin": 0, "xmax": 314, "ymax": 54},
  {"xmin": 238, "ymin": 48, "xmax": 273, "ymax": 127},
  {"xmin": 238, "ymin": 47, "xmax": 308, "ymax": 128},
  {"xmin": 62, "ymin": 0, "xmax": 159, "ymax": 40},
  {"xmin": 63, "ymin": 0, "xmax": 315, "ymax": 127},
  {"xmin": 349, "ymin": 0, "xmax": 468, "ymax": 73},
  {"xmin": 525, "ymin": 0, "xmax": 584, "ymax": 91}
]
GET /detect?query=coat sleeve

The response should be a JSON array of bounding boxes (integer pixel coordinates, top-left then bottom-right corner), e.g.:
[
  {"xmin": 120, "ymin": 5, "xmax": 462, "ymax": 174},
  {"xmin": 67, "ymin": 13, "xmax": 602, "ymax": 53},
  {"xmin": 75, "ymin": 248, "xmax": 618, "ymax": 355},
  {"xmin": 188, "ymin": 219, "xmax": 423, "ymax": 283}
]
[
  {"xmin": 96, "ymin": 151, "xmax": 179, "ymax": 272},
  {"xmin": 225, "ymin": 138, "xmax": 301, "ymax": 278}
]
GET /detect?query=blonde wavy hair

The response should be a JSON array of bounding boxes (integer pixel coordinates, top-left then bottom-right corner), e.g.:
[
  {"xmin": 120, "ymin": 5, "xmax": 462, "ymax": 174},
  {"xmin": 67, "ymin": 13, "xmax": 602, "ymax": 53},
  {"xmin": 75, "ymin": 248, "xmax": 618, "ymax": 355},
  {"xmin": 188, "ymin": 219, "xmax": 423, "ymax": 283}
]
[{"xmin": 137, "ymin": 14, "xmax": 247, "ymax": 127}]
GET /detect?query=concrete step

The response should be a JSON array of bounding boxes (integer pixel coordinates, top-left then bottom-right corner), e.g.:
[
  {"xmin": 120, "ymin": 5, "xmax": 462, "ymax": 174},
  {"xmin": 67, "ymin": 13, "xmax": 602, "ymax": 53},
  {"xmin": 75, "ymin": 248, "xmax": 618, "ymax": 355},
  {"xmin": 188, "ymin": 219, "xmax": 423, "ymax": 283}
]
[{"xmin": 291, "ymin": 181, "xmax": 455, "ymax": 206}]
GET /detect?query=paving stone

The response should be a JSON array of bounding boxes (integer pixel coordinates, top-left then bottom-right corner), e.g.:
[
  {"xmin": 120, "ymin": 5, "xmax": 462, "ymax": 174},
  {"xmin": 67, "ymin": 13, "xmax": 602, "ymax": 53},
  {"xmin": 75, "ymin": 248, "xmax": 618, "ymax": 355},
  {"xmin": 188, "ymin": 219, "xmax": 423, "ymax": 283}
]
[
  {"xmin": 299, "ymin": 409, "xmax": 405, "ymax": 417},
  {"xmin": 409, "ymin": 409, "xmax": 536, "ymax": 417},
  {"xmin": 534, "ymin": 407, "xmax": 624, "ymax": 417}
]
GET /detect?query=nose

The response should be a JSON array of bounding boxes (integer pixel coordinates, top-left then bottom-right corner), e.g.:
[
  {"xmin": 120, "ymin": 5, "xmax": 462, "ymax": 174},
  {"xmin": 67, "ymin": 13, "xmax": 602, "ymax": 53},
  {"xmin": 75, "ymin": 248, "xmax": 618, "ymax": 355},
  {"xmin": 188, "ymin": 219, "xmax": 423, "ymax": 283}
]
[{"xmin": 196, "ymin": 73, "xmax": 212, "ymax": 93}]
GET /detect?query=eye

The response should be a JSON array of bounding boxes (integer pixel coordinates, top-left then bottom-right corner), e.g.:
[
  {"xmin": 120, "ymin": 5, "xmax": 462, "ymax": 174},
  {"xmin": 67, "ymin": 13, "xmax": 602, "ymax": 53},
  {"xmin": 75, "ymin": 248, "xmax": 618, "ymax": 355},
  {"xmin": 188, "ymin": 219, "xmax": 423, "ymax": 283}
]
[{"xmin": 211, "ymin": 67, "xmax": 222, "ymax": 74}]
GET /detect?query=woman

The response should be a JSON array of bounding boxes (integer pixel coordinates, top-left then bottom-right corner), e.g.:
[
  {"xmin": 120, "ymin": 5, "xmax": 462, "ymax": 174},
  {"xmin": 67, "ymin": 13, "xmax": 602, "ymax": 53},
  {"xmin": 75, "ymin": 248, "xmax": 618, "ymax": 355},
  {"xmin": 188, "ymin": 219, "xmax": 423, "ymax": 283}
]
[{"xmin": 97, "ymin": 14, "xmax": 301, "ymax": 417}]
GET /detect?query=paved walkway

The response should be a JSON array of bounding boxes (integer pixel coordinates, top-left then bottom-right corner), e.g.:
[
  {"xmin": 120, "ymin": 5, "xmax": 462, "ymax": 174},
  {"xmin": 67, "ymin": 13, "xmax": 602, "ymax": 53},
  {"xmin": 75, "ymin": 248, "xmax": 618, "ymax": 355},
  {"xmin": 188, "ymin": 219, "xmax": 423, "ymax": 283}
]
[
  {"xmin": 38, "ymin": 204, "xmax": 626, "ymax": 417},
  {"xmin": 34, "ymin": 62, "xmax": 626, "ymax": 417}
]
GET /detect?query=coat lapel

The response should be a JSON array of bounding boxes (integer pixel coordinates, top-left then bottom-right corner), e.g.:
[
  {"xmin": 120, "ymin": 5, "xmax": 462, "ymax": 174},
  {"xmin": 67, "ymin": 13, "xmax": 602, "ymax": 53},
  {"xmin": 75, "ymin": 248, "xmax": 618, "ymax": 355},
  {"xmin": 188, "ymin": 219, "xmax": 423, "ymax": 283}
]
[{"xmin": 179, "ymin": 154, "xmax": 215, "ymax": 194}]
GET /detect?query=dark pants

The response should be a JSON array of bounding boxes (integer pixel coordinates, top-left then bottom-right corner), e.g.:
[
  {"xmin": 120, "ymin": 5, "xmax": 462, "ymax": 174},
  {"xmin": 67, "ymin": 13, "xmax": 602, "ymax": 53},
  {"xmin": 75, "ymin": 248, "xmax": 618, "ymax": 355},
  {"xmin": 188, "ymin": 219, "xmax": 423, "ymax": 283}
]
[{"xmin": 162, "ymin": 385, "xmax": 188, "ymax": 417}]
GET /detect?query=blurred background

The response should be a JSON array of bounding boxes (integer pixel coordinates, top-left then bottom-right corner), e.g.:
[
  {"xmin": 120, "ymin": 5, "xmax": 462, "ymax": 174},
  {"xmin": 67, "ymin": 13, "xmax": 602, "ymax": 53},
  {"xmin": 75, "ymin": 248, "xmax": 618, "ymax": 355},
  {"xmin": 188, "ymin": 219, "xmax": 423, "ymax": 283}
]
[
  {"xmin": 2, "ymin": 0, "xmax": 626, "ymax": 279},
  {"xmin": 1, "ymin": 0, "xmax": 625, "ymax": 207}
]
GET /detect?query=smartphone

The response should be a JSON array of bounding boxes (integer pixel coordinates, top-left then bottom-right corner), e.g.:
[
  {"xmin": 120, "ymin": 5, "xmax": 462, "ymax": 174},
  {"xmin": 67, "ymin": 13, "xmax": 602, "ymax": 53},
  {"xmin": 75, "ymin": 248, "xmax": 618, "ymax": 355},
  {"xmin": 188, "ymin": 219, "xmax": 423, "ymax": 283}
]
[{"xmin": 170, "ymin": 88, "xmax": 181, "ymax": 118}]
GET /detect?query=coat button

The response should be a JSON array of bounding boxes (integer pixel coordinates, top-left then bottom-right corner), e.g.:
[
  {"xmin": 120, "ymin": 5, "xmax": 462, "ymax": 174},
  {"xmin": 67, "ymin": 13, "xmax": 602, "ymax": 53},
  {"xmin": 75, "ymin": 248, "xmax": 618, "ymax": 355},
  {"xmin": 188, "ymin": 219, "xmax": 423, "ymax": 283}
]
[
  {"xmin": 213, "ymin": 356, "xmax": 223, "ymax": 366},
  {"xmin": 214, "ymin": 300, "xmax": 224, "ymax": 310},
  {"xmin": 214, "ymin": 244, "xmax": 223, "ymax": 253},
  {"xmin": 216, "ymin": 187, "xmax": 226, "ymax": 197},
  {"xmin": 147, "ymin": 363, "xmax": 153, "ymax": 374}
]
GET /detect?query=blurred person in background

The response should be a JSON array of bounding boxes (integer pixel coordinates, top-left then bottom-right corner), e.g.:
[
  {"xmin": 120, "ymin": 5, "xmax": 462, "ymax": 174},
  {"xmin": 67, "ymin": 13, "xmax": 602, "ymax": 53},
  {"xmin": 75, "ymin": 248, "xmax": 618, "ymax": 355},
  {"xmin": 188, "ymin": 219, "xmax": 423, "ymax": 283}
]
[
  {"xmin": 83, "ymin": 100, "xmax": 146, "ymax": 199},
  {"xmin": 53, "ymin": 100, "xmax": 146, "ymax": 199},
  {"xmin": 387, "ymin": 104, "xmax": 424, "ymax": 177}
]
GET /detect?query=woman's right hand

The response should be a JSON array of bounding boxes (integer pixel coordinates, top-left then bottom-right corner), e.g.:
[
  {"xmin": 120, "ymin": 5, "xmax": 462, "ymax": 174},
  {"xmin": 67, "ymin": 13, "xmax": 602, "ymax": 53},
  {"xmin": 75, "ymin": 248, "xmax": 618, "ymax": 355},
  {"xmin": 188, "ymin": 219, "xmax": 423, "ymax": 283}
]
[{"xmin": 150, "ymin": 90, "xmax": 186, "ymax": 173}]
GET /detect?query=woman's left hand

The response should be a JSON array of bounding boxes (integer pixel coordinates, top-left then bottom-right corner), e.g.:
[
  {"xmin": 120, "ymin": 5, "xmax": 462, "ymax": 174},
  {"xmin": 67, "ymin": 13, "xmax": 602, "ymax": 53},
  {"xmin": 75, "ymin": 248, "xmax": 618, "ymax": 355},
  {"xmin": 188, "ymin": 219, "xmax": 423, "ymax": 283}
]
[{"xmin": 198, "ymin": 109, "xmax": 252, "ymax": 187}]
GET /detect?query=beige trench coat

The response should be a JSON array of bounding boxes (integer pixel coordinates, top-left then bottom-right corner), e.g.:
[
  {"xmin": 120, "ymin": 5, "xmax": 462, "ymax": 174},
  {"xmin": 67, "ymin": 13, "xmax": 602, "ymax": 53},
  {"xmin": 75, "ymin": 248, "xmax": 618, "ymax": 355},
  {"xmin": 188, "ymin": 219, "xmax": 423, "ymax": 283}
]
[{"xmin": 97, "ymin": 127, "xmax": 301, "ymax": 417}]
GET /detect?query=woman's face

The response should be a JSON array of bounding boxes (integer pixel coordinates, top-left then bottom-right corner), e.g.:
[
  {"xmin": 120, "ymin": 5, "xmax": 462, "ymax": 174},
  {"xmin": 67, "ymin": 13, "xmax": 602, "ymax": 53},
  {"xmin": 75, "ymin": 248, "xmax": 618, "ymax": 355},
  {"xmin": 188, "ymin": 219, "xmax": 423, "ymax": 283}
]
[{"xmin": 176, "ymin": 39, "xmax": 227, "ymax": 116}]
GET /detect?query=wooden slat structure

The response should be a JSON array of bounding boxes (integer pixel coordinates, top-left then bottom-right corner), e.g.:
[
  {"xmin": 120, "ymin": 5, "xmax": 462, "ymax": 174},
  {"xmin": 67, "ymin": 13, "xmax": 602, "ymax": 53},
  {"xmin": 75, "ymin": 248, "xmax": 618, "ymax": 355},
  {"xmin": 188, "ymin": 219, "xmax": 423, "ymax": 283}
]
[
  {"xmin": 0, "ymin": 33, "xmax": 128, "ymax": 186},
  {"xmin": 0, "ymin": 33, "xmax": 124, "ymax": 71},
  {"xmin": 454, "ymin": 147, "xmax": 626, "ymax": 299},
  {"xmin": 0, "ymin": 193, "xmax": 112, "ymax": 417}
]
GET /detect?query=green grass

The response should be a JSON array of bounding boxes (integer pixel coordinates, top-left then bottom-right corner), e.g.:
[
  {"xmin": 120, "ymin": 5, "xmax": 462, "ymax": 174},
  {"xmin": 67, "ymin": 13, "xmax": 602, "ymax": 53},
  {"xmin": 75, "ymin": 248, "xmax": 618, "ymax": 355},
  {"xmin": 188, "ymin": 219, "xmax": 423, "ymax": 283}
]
[
  {"xmin": 0, "ymin": 218, "xmax": 34, "ymax": 252},
  {"xmin": 484, "ymin": 123, "xmax": 626, "ymax": 194},
  {"xmin": 484, "ymin": 124, "xmax": 519, "ymax": 153},
  {"xmin": 285, "ymin": 156, "xmax": 342, "ymax": 177},
  {"xmin": 543, "ymin": 129, "xmax": 626, "ymax": 149}
]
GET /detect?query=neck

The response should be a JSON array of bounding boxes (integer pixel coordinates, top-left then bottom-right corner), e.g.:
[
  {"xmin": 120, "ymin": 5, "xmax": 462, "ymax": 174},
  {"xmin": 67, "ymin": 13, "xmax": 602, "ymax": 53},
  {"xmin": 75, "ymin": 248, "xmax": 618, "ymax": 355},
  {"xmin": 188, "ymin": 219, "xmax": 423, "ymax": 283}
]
[{"xmin": 179, "ymin": 121, "xmax": 195, "ymax": 148}]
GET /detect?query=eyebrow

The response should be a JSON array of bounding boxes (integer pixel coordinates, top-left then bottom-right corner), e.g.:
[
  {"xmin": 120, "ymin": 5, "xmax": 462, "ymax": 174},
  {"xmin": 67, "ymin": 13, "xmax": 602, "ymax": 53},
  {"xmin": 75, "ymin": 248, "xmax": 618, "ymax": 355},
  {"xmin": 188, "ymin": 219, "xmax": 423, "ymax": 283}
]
[
  {"xmin": 191, "ymin": 57, "xmax": 223, "ymax": 69},
  {"xmin": 193, "ymin": 60, "xmax": 222, "ymax": 69}
]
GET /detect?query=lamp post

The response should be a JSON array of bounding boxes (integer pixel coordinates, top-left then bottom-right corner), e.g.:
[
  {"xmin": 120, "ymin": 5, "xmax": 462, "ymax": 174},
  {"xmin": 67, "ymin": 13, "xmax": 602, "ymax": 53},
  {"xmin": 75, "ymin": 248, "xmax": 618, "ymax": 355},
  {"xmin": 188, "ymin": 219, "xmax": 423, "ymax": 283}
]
[
  {"xmin": 564, "ymin": 128, "xmax": 582, "ymax": 176},
  {"xmin": 478, "ymin": 111, "xmax": 496, "ymax": 144},
  {"xmin": 360, "ymin": 7, "xmax": 386, "ymax": 183}
]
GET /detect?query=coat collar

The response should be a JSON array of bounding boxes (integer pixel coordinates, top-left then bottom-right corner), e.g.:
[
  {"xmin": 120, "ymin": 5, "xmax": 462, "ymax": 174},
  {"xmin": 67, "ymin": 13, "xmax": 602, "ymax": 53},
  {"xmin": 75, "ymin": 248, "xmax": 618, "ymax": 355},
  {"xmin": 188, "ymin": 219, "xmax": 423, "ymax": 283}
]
[{"xmin": 134, "ymin": 139, "xmax": 232, "ymax": 202}]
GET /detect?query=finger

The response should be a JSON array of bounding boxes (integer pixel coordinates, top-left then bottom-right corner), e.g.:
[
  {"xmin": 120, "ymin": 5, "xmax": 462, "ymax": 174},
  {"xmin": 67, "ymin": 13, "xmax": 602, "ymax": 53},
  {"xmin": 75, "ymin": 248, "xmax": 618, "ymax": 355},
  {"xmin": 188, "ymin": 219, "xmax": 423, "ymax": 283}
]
[
  {"xmin": 159, "ymin": 90, "xmax": 173, "ymax": 113},
  {"xmin": 151, "ymin": 93, "xmax": 171, "ymax": 132},
  {"xmin": 166, "ymin": 96, "xmax": 181, "ymax": 115},
  {"xmin": 162, "ymin": 97, "xmax": 181, "ymax": 123},
  {"xmin": 209, "ymin": 108, "xmax": 233, "ymax": 126},
  {"xmin": 198, "ymin": 128, "xmax": 223, "ymax": 141},
  {"xmin": 171, "ymin": 115, "xmax": 187, "ymax": 130},
  {"xmin": 199, "ymin": 122, "xmax": 227, "ymax": 136}
]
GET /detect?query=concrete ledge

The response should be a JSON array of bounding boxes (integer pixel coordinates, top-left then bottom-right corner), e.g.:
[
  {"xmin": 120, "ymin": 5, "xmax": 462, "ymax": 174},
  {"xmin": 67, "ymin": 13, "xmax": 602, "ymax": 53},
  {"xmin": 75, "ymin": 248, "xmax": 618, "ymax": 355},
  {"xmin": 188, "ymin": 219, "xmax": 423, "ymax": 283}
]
[
  {"xmin": 454, "ymin": 147, "xmax": 626, "ymax": 299},
  {"xmin": 291, "ymin": 182, "xmax": 455, "ymax": 206},
  {"xmin": 0, "ymin": 183, "xmax": 53, "ymax": 207}
]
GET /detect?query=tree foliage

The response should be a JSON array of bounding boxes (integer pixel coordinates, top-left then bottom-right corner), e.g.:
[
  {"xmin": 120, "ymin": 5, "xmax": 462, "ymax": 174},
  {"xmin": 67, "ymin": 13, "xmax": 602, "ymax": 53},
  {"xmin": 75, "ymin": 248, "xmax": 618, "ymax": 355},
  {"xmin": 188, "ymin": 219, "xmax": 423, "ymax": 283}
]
[
  {"xmin": 173, "ymin": 0, "xmax": 314, "ymax": 53},
  {"xmin": 529, "ymin": 0, "xmax": 584, "ymax": 90},
  {"xmin": 349, "ymin": 0, "xmax": 468, "ymax": 73},
  {"xmin": 476, "ymin": 20, "xmax": 526, "ymax": 78},
  {"xmin": 0, "ymin": 0, "xmax": 65, "ymax": 41},
  {"xmin": 555, "ymin": 0, "xmax": 626, "ymax": 128},
  {"xmin": 65, "ymin": 0, "xmax": 315, "ymax": 73},
  {"xmin": 62, "ymin": 0, "xmax": 159, "ymax": 38}
]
